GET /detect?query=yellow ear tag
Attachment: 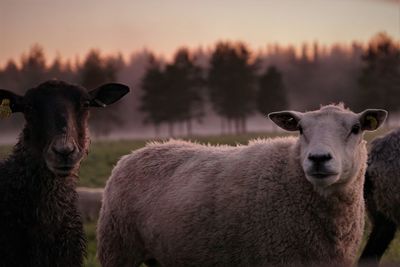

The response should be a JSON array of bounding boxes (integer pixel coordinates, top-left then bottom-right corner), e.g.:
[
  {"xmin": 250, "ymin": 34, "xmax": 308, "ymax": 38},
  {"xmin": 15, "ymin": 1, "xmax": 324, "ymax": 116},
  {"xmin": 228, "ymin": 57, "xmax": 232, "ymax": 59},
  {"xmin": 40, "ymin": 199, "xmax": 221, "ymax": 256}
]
[
  {"xmin": 366, "ymin": 115, "xmax": 378, "ymax": 129},
  {"xmin": 0, "ymin": 99, "xmax": 12, "ymax": 119}
]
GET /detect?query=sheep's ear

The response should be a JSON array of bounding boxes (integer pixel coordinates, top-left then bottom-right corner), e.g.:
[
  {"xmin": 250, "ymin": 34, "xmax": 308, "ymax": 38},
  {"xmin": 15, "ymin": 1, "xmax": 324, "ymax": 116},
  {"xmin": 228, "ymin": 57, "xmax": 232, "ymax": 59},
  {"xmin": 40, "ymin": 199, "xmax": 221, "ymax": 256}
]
[
  {"xmin": 268, "ymin": 111, "xmax": 302, "ymax": 131},
  {"xmin": 0, "ymin": 89, "xmax": 24, "ymax": 118},
  {"xmin": 358, "ymin": 109, "xmax": 388, "ymax": 131},
  {"xmin": 88, "ymin": 83, "xmax": 130, "ymax": 108}
]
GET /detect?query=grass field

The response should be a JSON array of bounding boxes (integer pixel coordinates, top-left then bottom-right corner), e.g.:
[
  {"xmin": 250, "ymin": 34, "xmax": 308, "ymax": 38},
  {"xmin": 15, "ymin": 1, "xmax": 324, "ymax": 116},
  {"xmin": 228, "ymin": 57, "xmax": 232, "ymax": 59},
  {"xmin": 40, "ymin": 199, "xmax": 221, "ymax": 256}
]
[{"xmin": 0, "ymin": 130, "xmax": 399, "ymax": 266}]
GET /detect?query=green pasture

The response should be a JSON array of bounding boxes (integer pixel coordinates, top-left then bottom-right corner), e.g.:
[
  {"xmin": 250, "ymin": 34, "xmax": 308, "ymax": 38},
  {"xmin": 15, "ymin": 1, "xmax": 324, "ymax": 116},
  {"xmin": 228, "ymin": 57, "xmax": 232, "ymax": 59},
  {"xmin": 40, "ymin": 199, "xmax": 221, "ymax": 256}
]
[{"xmin": 0, "ymin": 129, "xmax": 399, "ymax": 266}]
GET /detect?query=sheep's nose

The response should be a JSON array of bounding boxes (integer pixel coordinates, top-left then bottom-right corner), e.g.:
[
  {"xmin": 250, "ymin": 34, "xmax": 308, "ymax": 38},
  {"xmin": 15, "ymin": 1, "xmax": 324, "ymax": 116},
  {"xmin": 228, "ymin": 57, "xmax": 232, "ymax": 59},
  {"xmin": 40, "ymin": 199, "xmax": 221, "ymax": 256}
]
[
  {"xmin": 52, "ymin": 143, "xmax": 76, "ymax": 157},
  {"xmin": 308, "ymin": 153, "xmax": 332, "ymax": 164}
]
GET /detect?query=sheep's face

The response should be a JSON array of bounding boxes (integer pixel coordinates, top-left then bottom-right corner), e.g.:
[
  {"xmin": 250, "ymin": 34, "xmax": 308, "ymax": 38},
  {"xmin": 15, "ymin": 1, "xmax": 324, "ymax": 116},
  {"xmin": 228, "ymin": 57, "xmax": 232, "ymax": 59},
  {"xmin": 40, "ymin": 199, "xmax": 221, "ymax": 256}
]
[
  {"xmin": 0, "ymin": 80, "xmax": 129, "ymax": 177},
  {"xmin": 269, "ymin": 105, "xmax": 387, "ymax": 194}
]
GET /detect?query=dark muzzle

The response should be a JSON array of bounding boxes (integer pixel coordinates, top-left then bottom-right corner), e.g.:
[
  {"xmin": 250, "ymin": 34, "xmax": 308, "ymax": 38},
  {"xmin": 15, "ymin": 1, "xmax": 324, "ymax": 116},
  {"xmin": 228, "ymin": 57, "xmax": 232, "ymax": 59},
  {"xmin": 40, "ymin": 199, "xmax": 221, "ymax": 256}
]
[
  {"xmin": 46, "ymin": 136, "xmax": 81, "ymax": 176},
  {"xmin": 307, "ymin": 153, "xmax": 336, "ymax": 179}
]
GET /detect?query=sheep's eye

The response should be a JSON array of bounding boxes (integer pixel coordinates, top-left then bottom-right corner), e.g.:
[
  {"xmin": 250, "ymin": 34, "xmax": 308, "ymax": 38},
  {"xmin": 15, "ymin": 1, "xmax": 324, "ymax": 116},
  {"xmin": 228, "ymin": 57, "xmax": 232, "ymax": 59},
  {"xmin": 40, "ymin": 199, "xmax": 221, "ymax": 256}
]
[
  {"xmin": 82, "ymin": 100, "xmax": 90, "ymax": 108},
  {"xmin": 351, "ymin": 124, "xmax": 361, "ymax": 135}
]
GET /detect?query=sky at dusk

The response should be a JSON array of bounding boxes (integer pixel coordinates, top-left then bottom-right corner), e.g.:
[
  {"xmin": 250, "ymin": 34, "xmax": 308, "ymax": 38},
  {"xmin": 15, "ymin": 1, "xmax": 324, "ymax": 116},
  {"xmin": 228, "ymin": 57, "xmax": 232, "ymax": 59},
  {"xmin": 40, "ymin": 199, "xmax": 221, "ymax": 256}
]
[{"xmin": 0, "ymin": 0, "xmax": 399, "ymax": 66}]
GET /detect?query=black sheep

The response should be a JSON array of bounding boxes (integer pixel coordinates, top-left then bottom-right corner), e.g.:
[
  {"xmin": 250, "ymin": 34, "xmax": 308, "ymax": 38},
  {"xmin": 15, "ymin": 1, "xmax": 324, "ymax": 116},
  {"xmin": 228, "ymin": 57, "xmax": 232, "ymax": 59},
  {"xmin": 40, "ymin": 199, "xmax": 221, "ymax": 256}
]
[
  {"xmin": 359, "ymin": 129, "xmax": 400, "ymax": 267},
  {"xmin": 0, "ymin": 80, "xmax": 129, "ymax": 267}
]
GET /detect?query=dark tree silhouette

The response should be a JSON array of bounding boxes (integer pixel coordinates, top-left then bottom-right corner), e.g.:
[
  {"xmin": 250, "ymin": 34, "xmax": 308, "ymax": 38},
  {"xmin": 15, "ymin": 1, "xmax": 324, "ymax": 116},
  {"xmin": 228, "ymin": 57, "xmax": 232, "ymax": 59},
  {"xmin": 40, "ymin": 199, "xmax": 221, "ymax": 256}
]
[
  {"xmin": 139, "ymin": 55, "xmax": 168, "ymax": 136},
  {"xmin": 20, "ymin": 44, "xmax": 47, "ymax": 90},
  {"xmin": 208, "ymin": 42, "xmax": 257, "ymax": 134},
  {"xmin": 47, "ymin": 55, "xmax": 63, "ymax": 80},
  {"xmin": 0, "ymin": 60, "xmax": 20, "ymax": 91},
  {"xmin": 62, "ymin": 60, "xmax": 79, "ymax": 84},
  {"xmin": 257, "ymin": 66, "xmax": 288, "ymax": 115},
  {"xmin": 80, "ymin": 49, "xmax": 124, "ymax": 136},
  {"xmin": 81, "ymin": 49, "xmax": 117, "ymax": 89},
  {"xmin": 163, "ymin": 48, "xmax": 204, "ymax": 136},
  {"xmin": 1, "ymin": 33, "xmax": 399, "ymax": 136},
  {"xmin": 357, "ymin": 32, "xmax": 400, "ymax": 117},
  {"xmin": 140, "ymin": 49, "xmax": 204, "ymax": 137}
]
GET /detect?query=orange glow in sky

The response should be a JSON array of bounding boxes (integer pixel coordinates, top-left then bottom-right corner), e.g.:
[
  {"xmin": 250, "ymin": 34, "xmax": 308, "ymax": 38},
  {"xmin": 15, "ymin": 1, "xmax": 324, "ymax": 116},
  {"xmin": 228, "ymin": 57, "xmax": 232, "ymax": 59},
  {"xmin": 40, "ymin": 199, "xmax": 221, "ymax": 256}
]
[{"xmin": 0, "ymin": 0, "xmax": 399, "ymax": 65}]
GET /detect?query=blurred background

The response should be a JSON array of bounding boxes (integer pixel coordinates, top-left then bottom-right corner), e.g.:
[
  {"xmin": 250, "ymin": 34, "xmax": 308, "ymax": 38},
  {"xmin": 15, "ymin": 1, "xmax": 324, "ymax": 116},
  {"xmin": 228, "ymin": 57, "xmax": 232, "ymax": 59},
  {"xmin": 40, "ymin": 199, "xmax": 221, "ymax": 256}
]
[
  {"xmin": 1, "ymin": 0, "xmax": 399, "ymax": 141},
  {"xmin": 1, "ymin": 0, "xmax": 400, "ymax": 266}
]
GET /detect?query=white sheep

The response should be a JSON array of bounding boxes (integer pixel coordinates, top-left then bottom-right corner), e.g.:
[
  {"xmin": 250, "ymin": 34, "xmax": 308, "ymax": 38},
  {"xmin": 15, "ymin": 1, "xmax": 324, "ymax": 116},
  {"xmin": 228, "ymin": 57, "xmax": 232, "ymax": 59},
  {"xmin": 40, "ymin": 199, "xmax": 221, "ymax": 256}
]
[{"xmin": 97, "ymin": 104, "xmax": 387, "ymax": 267}]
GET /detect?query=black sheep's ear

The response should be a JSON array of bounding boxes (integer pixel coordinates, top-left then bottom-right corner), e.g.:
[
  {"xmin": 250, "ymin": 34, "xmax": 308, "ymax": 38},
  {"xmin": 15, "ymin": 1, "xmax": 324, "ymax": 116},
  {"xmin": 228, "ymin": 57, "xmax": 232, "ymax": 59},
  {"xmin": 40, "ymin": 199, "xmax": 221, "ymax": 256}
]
[
  {"xmin": 88, "ymin": 83, "xmax": 130, "ymax": 108},
  {"xmin": 0, "ymin": 89, "xmax": 24, "ymax": 118}
]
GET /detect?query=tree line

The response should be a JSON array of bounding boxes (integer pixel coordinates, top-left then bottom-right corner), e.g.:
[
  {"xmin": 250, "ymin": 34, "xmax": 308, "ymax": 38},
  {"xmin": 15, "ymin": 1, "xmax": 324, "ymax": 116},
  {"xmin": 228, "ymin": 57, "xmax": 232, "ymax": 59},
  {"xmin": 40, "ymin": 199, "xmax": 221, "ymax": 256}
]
[
  {"xmin": 140, "ymin": 43, "xmax": 287, "ymax": 135},
  {"xmin": 0, "ymin": 47, "xmax": 125, "ymax": 135},
  {"xmin": 0, "ymin": 32, "xmax": 399, "ymax": 136},
  {"xmin": 140, "ymin": 33, "xmax": 399, "ymax": 135}
]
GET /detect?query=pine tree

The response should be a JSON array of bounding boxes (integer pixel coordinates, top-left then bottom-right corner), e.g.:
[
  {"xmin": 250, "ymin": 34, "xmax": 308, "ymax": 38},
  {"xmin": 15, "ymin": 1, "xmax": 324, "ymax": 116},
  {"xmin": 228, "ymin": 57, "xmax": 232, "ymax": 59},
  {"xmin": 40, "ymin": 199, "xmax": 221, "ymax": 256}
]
[
  {"xmin": 163, "ymin": 48, "xmax": 204, "ymax": 136},
  {"xmin": 20, "ymin": 44, "xmax": 47, "ymax": 89},
  {"xmin": 139, "ymin": 55, "xmax": 168, "ymax": 136},
  {"xmin": 80, "ymin": 49, "xmax": 123, "ymax": 136},
  {"xmin": 357, "ymin": 33, "xmax": 400, "ymax": 118},
  {"xmin": 257, "ymin": 66, "xmax": 288, "ymax": 115},
  {"xmin": 208, "ymin": 42, "xmax": 257, "ymax": 133},
  {"xmin": 140, "ymin": 50, "xmax": 204, "ymax": 136}
]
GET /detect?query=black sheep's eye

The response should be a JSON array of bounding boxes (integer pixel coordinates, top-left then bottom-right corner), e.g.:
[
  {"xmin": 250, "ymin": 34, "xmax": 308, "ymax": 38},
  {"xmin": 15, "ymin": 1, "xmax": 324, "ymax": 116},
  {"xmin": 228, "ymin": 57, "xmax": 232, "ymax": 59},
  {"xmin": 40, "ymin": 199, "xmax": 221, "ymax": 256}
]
[
  {"xmin": 298, "ymin": 125, "xmax": 303, "ymax": 135},
  {"xmin": 82, "ymin": 100, "xmax": 90, "ymax": 108},
  {"xmin": 351, "ymin": 124, "xmax": 361, "ymax": 135}
]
